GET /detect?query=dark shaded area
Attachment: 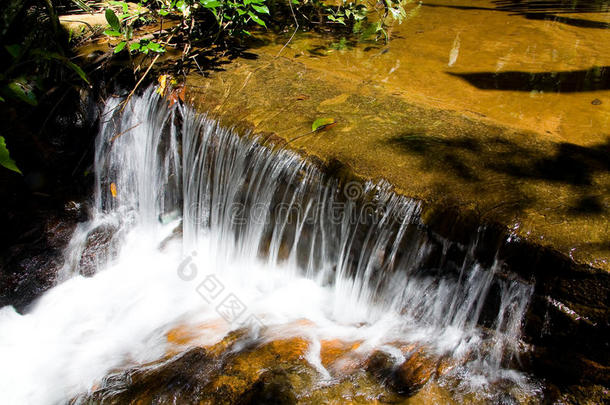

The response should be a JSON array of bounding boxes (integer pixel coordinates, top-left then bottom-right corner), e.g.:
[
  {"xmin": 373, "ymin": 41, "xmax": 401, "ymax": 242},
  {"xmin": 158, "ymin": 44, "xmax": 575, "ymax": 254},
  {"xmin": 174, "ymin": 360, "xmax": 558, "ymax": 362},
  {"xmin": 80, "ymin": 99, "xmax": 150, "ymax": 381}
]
[
  {"xmin": 424, "ymin": 0, "xmax": 610, "ymax": 29},
  {"xmin": 0, "ymin": 0, "xmax": 169, "ymax": 310},
  {"xmin": 448, "ymin": 66, "xmax": 610, "ymax": 92},
  {"xmin": 0, "ymin": 0, "xmax": 102, "ymax": 311},
  {"xmin": 237, "ymin": 369, "xmax": 298, "ymax": 405},
  {"xmin": 523, "ymin": 12, "xmax": 610, "ymax": 29},
  {"xmin": 492, "ymin": 0, "xmax": 610, "ymax": 15},
  {"xmin": 386, "ymin": 132, "xmax": 610, "ymax": 217}
]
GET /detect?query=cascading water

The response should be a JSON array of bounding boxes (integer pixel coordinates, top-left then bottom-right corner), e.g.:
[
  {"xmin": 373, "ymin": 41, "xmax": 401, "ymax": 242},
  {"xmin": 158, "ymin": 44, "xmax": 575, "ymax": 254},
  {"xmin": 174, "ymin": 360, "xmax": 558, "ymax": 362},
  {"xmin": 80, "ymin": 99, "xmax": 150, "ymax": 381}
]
[{"xmin": 0, "ymin": 87, "xmax": 539, "ymax": 404}]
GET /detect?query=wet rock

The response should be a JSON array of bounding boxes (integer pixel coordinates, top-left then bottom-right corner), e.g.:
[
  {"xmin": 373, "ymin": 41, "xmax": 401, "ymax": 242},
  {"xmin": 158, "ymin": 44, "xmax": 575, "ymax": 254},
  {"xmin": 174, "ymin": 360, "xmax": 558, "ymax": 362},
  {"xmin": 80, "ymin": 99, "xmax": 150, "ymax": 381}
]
[
  {"xmin": 542, "ymin": 382, "xmax": 610, "ymax": 404},
  {"xmin": 84, "ymin": 335, "xmax": 315, "ymax": 404},
  {"xmin": 591, "ymin": 98, "xmax": 602, "ymax": 105},
  {"xmin": 237, "ymin": 369, "xmax": 297, "ymax": 405},
  {"xmin": 301, "ymin": 370, "xmax": 403, "ymax": 404},
  {"xmin": 319, "ymin": 339, "xmax": 362, "ymax": 369},
  {"xmin": 394, "ymin": 348, "xmax": 437, "ymax": 395},
  {"xmin": 77, "ymin": 223, "xmax": 118, "ymax": 277},
  {"xmin": 84, "ymin": 347, "xmax": 216, "ymax": 404},
  {"xmin": 405, "ymin": 382, "xmax": 458, "ymax": 404},
  {"xmin": 528, "ymin": 345, "xmax": 610, "ymax": 386},
  {"xmin": 166, "ymin": 319, "xmax": 231, "ymax": 348},
  {"xmin": 0, "ymin": 202, "xmax": 87, "ymax": 311},
  {"xmin": 365, "ymin": 346, "xmax": 438, "ymax": 396}
]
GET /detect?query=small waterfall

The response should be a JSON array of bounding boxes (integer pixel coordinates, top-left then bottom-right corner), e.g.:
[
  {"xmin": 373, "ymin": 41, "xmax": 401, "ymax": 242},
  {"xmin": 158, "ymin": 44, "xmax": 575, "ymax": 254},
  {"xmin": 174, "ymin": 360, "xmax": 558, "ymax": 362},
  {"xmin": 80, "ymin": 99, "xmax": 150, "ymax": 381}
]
[{"xmin": 0, "ymin": 87, "xmax": 536, "ymax": 404}]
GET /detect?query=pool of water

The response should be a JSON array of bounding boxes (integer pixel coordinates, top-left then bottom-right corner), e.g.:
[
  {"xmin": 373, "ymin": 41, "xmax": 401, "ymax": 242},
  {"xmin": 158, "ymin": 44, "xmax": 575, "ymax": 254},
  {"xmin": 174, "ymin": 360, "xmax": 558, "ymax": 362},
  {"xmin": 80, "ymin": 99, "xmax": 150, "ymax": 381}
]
[{"xmin": 256, "ymin": 0, "xmax": 610, "ymax": 146}]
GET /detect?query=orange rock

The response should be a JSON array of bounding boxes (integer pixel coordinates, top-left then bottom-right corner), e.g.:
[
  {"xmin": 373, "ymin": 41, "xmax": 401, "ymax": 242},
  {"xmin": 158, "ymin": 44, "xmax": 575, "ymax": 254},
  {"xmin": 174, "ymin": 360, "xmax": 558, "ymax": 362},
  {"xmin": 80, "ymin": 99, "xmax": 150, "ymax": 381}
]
[
  {"xmin": 265, "ymin": 337, "xmax": 310, "ymax": 361},
  {"xmin": 394, "ymin": 347, "xmax": 437, "ymax": 395},
  {"xmin": 366, "ymin": 345, "xmax": 438, "ymax": 396},
  {"xmin": 166, "ymin": 319, "xmax": 227, "ymax": 346},
  {"xmin": 320, "ymin": 339, "xmax": 362, "ymax": 367}
]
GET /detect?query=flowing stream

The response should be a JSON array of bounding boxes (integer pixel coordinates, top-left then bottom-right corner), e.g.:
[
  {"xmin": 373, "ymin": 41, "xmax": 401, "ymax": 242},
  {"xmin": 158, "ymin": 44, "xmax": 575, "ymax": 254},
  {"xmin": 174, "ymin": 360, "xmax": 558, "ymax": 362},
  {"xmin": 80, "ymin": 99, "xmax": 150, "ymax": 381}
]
[{"xmin": 0, "ymin": 88, "xmax": 538, "ymax": 403}]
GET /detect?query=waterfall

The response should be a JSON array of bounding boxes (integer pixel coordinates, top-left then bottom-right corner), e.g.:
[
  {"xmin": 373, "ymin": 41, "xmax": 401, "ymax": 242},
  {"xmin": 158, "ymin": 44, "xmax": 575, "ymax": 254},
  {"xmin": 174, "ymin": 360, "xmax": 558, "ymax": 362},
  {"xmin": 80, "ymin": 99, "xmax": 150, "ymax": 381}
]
[{"xmin": 0, "ymin": 87, "xmax": 536, "ymax": 404}]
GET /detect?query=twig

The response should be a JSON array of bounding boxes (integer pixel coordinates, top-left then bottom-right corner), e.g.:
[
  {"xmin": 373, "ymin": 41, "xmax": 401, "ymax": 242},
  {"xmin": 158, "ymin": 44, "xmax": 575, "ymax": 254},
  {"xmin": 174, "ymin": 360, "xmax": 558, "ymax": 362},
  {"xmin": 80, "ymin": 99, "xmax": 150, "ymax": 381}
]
[
  {"xmin": 120, "ymin": 53, "xmax": 160, "ymax": 112},
  {"xmin": 285, "ymin": 129, "xmax": 318, "ymax": 146},
  {"xmin": 285, "ymin": 122, "xmax": 337, "ymax": 146},
  {"xmin": 109, "ymin": 122, "xmax": 141, "ymax": 143},
  {"xmin": 276, "ymin": 0, "xmax": 300, "ymax": 58},
  {"xmin": 190, "ymin": 55, "xmax": 206, "ymax": 76}
]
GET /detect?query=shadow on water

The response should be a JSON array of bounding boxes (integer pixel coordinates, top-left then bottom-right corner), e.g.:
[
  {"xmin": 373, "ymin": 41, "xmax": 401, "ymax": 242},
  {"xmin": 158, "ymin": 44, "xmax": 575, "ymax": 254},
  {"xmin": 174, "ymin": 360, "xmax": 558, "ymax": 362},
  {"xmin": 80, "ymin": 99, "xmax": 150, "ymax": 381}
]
[
  {"xmin": 385, "ymin": 132, "xmax": 610, "ymax": 216},
  {"xmin": 180, "ymin": 36, "xmax": 272, "ymax": 76},
  {"xmin": 447, "ymin": 66, "xmax": 610, "ymax": 92},
  {"xmin": 424, "ymin": 0, "xmax": 610, "ymax": 29}
]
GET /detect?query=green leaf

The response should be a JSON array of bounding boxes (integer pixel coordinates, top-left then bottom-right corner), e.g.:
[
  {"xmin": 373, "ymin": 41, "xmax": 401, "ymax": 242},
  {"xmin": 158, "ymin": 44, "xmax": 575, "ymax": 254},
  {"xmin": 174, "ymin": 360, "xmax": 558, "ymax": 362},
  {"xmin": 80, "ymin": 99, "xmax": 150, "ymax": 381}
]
[
  {"xmin": 104, "ymin": 29, "xmax": 122, "ymax": 37},
  {"xmin": 31, "ymin": 51, "xmax": 89, "ymax": 84},
  {"xmin": 71, "ymin": 0, "xmax": 93, "ymax": 13},
  {"xmin": 109, "ymin": 1, "xmax": 128, "ymax": 12},
  {"xmin": 176, "ymin": 0, "xmax": 190, "ymax": 15},
  {"xmin": 5, "ymin": 44, "xmax": 21, "ymax": 59},
  {"xmin": 0, "ymin": 136, "xmax": 22, "ymax": 174},
  {"xmin": 64, "ymin": 59, "xmax": 90, "ymax": 84},
  {"xmin": 200, "ymin": 0, "xmax": 221, "ymax": 8},
  {"xmin": 328, "ymin": 15, "xmax": 345, "ymax": 25},
  {"xmin": 158, "ymin": 9, "xmax": 169, "ymax": 16},
  {"xmin": 251, "ymin": 4, "xmax": 269, "ymax": 14},
  {"xmin": 360, "ymin": 21, "xmax": 382, "ymax": 40},
  {"xmin": 105, "ymin": 8, "xmax": 121, "ymax": 32},
  {"xmin": 248, "ymin": 11, "xmax": 266, "ymax": 27},
  {"xmin": 114, "ymin": 41, "xmax": 127, "ymax": 53},
  {"xmin": 0, "ymin": 96, "xmax": 5, "ymax": 102},
  {"xmin": 7, "ymin": 80, "xmax": 37, "ymax": 106},
  {"xmin": 129, "ymin": 42, "xmax": 141, "ymax": 51},
  {"xmin": 312, "ymin": 117, "xmax": 336, "ymax": 131},
  {"xmin": 146, "ymin": 42, "xmax": 165, "ymax": 53}
]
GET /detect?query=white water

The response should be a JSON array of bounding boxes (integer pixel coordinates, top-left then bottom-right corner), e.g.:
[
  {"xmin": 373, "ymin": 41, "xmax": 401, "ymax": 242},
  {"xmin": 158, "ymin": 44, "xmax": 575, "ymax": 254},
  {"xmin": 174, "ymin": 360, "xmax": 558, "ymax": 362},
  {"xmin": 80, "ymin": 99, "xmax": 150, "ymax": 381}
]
[{"xmin": 0, "ymin": 88, "xmax": 536, "ymax": 404}]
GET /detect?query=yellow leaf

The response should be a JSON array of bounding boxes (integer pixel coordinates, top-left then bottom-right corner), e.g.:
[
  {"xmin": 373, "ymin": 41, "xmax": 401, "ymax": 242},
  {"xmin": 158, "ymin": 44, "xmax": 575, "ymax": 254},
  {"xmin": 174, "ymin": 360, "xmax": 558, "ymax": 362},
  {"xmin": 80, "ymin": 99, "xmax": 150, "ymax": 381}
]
[
  {"xmin": 157, "ymin": 75, "xmax": 169, "ymax": 96},
  {"xmin": 110, "ymin": 182, "xmax": 117, "ymax": 198}
]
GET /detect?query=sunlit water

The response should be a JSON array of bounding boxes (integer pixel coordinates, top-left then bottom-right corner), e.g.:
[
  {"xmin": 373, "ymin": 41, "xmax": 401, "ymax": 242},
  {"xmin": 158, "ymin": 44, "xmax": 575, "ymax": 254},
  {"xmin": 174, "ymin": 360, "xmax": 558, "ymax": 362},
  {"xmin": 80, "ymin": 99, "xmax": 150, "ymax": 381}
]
[
  {"xmin": 260, "ymin": 0, "xmax": 610, "ymax": 146},
  {"xmin": 0, "ymin": 89, "xmax": 538, "ymax": 403}
]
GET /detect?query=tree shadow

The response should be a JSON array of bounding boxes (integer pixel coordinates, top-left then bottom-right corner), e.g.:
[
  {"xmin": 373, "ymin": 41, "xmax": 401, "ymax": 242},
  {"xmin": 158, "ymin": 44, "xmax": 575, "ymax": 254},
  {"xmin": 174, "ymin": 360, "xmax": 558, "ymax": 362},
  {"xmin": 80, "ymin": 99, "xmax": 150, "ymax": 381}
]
[
  {"xmin": 386, "ymin": 132, "xmax": 610, "ymax": 216},
  {"xmin": 447, "ymin": 66, "xmax": 610, "ymax": 93},
  {"xmin": 492, "ymin": 0, "xmax": 610, "ymax": 15},
  {"xmin": 423, "ymin": 0, "xmax": 610, "ymax": 29},
  {"xmin": 521, "ymin": 12, "xmax": 610, "ymax": 29}
]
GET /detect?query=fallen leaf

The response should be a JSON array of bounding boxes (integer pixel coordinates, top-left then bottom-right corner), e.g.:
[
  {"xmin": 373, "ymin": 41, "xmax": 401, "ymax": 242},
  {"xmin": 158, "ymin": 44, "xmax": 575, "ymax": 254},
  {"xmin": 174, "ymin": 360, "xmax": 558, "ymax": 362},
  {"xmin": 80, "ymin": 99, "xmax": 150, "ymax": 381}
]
[
  {"xmin": 110, "ymin": 182, "xmax": 117, "ymax": 198},
  {"xmin": 312, "ymin": 117, "xmax": 336, "ymax": 132}
]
